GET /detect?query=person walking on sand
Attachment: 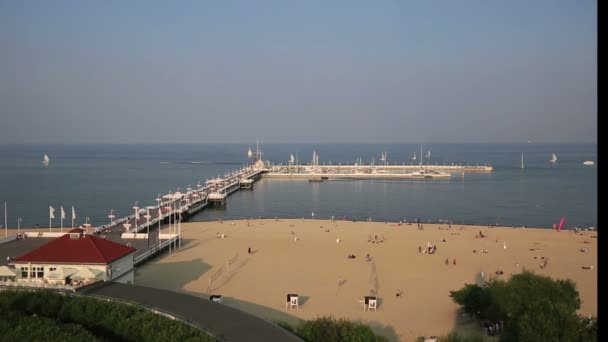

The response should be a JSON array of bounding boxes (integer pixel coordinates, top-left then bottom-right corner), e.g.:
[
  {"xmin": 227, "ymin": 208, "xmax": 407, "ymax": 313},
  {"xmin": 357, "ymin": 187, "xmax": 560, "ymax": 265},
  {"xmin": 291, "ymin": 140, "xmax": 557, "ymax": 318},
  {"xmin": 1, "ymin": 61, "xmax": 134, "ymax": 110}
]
[
  {"xmin": 453, "ymin": 259, "xmax": 456, "ymax": 265},
  {"xmin": 445, "ymin": 258, "xmax": 449, "ymax": 265}
]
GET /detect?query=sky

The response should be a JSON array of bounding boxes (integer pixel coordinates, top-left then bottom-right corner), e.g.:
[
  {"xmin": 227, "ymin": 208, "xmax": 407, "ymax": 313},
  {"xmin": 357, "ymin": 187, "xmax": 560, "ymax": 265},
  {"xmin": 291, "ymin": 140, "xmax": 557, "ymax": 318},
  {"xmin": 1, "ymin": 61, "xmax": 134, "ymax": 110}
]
[{"xmin": 0, "ymin": 1, "xmax": 597, "ymax": 144}]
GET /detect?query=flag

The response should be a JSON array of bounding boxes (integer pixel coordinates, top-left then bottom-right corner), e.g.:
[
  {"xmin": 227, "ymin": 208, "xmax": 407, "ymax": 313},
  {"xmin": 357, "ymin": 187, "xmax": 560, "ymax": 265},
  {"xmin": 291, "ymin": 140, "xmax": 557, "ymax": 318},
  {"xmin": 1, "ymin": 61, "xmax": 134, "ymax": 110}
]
[
  {"xmin": 72, "ymin": 206, "xmax": 76, "ymax": 220},
  {"xmin": 49, "ymin": 206, "xmax": 55, "ymax": 219},
  {"xmin": 61, "ymin": 206, "xmax": 66, "ymax": 220}
]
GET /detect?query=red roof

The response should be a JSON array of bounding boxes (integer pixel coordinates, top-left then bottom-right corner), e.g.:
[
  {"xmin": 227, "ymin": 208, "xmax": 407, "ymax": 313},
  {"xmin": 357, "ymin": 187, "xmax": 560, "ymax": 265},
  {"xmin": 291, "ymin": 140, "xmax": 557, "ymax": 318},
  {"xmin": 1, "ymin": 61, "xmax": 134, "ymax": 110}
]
[{"xmin": 14, "ymin": 234, "xmax": 136, "ymax": 264}]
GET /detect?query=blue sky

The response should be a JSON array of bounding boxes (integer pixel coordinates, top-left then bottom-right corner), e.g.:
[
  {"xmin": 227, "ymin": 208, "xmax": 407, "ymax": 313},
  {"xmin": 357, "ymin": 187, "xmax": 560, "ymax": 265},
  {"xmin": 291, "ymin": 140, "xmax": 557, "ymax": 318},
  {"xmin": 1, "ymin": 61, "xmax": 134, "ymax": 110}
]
[{"xmin": 0, "ymin": 1, "xmax": 597, "ymax": 143}]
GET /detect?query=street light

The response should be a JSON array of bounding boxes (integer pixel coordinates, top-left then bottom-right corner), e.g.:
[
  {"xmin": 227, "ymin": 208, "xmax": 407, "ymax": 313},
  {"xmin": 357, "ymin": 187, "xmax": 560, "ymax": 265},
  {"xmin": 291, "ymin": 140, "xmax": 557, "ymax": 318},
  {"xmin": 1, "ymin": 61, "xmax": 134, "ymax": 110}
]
[
  {"xmin": 133, "ymin": 201, "xmax": 139, "ymax": 231},
  {"xmin": 108, "ymin": 209, "xmax": 115, "ymax": 225}
]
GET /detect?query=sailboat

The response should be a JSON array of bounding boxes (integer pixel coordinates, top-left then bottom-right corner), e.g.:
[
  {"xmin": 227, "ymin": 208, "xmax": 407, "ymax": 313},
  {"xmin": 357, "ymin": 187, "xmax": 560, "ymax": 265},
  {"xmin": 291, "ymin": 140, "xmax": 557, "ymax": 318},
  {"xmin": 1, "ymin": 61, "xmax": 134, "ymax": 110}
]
[
  {"xmin": 43, "ymin": 154, "xmax": 50, "ymax": 167},
  {"xmin": 550, "ymin": 153, "xmax": 557, "ymax": 163},
  {"xmin": 412, "ymin": 152, "xmax": 417, "ymax": 161},
  {"xmin": 380, "ymin": 152, "xmax": 387, "ymax": 165},
  {"xmin": 426, "ymin": 150, "xmax": 431, "ymax": 159},
  {"xmin": 247, "ymin": 148, "xmax": 253, "ymax": 159},
  {"xmin": 521, "ymin": 153, "xmax": 525, "ymax": 169},
  {"xmin": 289, "ymin": 154, "xmax": 295, "ymax": 164}
]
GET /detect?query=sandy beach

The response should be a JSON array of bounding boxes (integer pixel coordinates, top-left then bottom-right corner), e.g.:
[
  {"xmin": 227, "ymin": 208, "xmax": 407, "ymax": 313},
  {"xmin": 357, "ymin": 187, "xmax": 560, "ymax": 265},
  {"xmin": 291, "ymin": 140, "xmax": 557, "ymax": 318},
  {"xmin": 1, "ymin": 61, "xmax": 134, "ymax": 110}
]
[{"xmin": 132, "ymin": 219, "xmax": 596, "ymax": 341}]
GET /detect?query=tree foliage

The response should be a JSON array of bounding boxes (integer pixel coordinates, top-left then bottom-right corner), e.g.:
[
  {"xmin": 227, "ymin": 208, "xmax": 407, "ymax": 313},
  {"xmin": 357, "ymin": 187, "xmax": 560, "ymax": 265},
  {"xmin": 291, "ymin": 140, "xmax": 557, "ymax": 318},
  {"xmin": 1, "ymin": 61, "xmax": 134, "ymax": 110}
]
[
  {"xmin": 278, "ymin": 316, "xmax": 388, "ymax": 342},
  {"xmin": 449, "ymin": 270, "xmax": 596, "ymax": 341},
  {"xmin": 0, "ymin": 290, "xmax": 216, "ymax": 342}
]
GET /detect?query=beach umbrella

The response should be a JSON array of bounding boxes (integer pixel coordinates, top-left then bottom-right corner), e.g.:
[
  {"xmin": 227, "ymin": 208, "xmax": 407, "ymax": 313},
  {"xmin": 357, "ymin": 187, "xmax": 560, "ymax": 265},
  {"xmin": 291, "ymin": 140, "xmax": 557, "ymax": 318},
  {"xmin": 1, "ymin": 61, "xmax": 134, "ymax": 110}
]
[
  {"xmin": 0, "ymin": 265, "xmax": 16, "ymax": 277},
  {"xmin": 47, "ymin": 266, "xmax": 78, "ymax": 279},
  {"xmin": 71, "ymin": 267, "xmax": 102, "ymax": 280}
]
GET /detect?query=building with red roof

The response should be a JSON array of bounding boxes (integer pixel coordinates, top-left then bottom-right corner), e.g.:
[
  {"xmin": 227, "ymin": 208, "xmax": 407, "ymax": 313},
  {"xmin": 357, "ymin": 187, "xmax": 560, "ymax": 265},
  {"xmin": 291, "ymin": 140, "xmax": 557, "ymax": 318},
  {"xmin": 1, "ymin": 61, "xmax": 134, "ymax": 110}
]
[{"xmin": 11, "ymin": 229, "xmax": 136, "ymax": 286}]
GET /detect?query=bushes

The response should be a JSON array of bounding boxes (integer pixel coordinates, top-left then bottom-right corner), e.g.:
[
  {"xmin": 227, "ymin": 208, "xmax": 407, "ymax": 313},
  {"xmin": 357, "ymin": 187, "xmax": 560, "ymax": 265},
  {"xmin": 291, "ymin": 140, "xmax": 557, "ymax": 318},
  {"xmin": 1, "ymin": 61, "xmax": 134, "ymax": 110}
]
[
  {"xmin": 278, "ymin": 316, "xmax": 388, "ymax": 342},
  {"xmin": 0, "ymin": 290, "xmax": 216, "ymax": 342},
  {"xmin": 449, "ymin": 271, "xmax": 597, "ymax": 341}
]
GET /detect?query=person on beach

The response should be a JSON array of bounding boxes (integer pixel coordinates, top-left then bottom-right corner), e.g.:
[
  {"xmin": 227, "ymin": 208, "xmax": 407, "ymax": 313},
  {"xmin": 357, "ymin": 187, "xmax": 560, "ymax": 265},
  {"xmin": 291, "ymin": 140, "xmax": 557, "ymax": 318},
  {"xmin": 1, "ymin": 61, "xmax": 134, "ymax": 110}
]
[
  {"xmin": 453, "ymin": 259, "xmax": 456, "ymax": 265},
  {"xmin": 445, "ymin": 258, "xmax": 449, "ymax": 265}
]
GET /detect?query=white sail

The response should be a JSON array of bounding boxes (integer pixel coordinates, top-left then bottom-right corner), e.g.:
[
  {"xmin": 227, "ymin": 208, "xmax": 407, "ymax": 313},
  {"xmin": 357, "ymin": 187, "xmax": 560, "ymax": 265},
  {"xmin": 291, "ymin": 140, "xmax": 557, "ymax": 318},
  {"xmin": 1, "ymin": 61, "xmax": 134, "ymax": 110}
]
[
  {"xmin": 412, "ymin": 152, "xmax": 416, "ymax": 161},
  {"xmin": 289, "ymin": 154, "xmax": 295, "ymax": 164},
  {"xmin": 247, "ymin": 148, "xmax": 253, "ymax": 159},
  {"xmin": 43, "ymin": 154, "xmax": 50, "ymax": 166},
  {"xmin": 550, "ymin": 153, "xmax": 557, "ymax": 163},
  {"xmin": 426, "ymin": 150, "xmax": 431, "ymax": 158},
  {"xmin": 521, "ymin": 153, "xmax": 524, "ymax": 169}
]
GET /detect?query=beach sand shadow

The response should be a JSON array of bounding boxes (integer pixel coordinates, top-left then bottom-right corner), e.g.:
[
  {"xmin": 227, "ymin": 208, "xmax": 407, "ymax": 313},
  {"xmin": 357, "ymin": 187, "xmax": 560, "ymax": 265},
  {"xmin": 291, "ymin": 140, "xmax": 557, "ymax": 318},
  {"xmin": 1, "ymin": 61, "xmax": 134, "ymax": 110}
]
[
  {"xmin": 135, "ymin": 258, "xmax": 211, "ymax": 290},
  {"xmin": 298, "ymin": 295, "xmax": 310, "ymax": 306},
  {"xmin": 209, "ymin": 258, "xmax": 250, "ymax": 293},
  {"xmin": 177, "ymin": 239, "xmax": 201, "ymax": 252}
]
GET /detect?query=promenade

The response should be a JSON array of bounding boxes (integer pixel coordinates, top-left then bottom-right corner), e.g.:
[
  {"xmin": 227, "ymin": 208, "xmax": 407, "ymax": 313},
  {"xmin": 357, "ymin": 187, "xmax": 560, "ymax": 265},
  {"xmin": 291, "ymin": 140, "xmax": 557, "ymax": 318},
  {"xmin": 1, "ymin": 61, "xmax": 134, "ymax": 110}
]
[{"xmin": 80, "ymin": 282, "xmax": 302, "ymax": 342}]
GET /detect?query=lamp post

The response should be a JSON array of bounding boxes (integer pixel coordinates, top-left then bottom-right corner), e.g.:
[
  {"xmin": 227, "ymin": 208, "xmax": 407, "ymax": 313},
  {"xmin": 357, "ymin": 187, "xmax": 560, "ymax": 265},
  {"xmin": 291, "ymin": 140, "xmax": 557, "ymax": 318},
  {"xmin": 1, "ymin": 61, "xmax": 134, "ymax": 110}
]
[
  {"xmin": 17, "ymin": 217, "xmax": 21, "ymax": 235},
  {"xmin": 133, "ymin": 201, "xmax": 139, "ymax": 231},
  {"xmin": 144, "ymin": 207, "xmax": 151, "ymax": 236},
  {"xmin": 108, "ymin": 209, "xmax": 115, "ymax": 226}
]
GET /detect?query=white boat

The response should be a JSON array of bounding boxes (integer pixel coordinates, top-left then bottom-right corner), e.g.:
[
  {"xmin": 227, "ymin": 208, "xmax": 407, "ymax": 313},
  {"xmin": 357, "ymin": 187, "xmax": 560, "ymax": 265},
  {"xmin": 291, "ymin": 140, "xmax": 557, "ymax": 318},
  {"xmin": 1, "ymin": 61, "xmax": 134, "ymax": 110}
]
[
  {"xmin": 521, "ymin": 153, "xmax": 524, "ymax": 169},
  {"xmin": 426, "ymin": 150, "xmax": 431, "ymax": 159},
  {"xmin": 43, "ymin": 154, "xmax": 50, "ymax": 166},
  {"xmin": 583, "ymin": 161, "xmax": 595, "ymax": 166},
  {"xmin": 550, "ymin": 153, "xmax": 557, "ymax": 163},
  {"xmin": 405, "ymin": 169, "xmax": 451, "ymax": 179},
  {"xmin": 412, "ymin": 152, "xmax": 417, "ymax": 161}
]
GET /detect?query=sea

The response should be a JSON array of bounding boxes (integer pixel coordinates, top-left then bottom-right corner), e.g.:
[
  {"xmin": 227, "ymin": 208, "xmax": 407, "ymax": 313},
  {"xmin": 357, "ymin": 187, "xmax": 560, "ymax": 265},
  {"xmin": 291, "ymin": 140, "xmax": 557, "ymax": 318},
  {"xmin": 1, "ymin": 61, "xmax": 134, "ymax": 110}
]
[{"xmin": 0, "ymin": 143, "xmax": 597, "ymax": 229}]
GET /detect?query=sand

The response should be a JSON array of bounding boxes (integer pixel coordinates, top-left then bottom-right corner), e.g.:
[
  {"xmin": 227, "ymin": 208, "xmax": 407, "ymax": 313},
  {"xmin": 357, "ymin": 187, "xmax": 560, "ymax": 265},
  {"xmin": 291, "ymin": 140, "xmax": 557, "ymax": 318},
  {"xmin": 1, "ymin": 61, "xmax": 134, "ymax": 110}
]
[{"xmin": 133, "ymin": 219, "xmax": 596, "ymax": 341}]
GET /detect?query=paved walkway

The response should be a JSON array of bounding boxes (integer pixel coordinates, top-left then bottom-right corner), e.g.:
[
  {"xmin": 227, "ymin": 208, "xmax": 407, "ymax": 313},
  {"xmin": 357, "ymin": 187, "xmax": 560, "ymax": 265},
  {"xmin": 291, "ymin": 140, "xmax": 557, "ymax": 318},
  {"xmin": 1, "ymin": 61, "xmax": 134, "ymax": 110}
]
[{"xmin": 79, "ymin": 282, "xmax": 301, "ymax": 342}]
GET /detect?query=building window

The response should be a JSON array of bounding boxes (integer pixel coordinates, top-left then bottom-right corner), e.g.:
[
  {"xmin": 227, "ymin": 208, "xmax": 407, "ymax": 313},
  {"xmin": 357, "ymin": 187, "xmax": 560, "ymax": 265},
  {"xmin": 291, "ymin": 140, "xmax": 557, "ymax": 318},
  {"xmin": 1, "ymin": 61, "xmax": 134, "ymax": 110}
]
[
  {"xmin": 21, "ymin": 267, "xmax": 27, "ymax": 278},
  {"xmin": 49, "ymin": 267, "xmax": 57, "ymax": 272},
  {"xmin": 36, "ymin": 267, "xmax": 44, "ymax": 278}
]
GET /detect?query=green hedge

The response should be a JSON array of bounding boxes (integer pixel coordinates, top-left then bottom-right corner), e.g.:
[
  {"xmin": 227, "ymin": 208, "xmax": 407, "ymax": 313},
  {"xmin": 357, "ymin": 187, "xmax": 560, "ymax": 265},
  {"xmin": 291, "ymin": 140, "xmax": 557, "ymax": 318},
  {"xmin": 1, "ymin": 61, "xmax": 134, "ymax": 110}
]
[
  {"xmin": 278, "ymin": 316, "xmax": 388, "ymax": 342},
  {"xmin": 0, "ymin": 290, "xmax": 216, "ymax": 342}
]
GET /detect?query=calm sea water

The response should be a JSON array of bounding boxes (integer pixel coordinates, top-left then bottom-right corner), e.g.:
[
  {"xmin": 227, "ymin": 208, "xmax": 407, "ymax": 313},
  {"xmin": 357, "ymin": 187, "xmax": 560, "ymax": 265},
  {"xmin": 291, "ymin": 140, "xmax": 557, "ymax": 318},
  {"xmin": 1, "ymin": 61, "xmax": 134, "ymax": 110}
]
[{"xmin": 0, "ymin": 144, "xmax": 597, "ymax": 229}]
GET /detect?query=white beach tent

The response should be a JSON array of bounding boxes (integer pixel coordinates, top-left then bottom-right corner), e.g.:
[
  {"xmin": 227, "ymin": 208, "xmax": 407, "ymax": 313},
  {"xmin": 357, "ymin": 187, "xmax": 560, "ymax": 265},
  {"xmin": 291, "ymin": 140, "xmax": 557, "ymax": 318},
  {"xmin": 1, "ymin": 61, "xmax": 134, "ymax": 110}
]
[
  {"xmin": 0, "ymin": 265, "xmax": 16, "ymax": 280},
  {"xmin": 71, "ymin": 267, "xmax": 103, "ymax": 281},
  {"xmin": 47, "ymin": 266, "xmax": 78, "ymax": 280}
]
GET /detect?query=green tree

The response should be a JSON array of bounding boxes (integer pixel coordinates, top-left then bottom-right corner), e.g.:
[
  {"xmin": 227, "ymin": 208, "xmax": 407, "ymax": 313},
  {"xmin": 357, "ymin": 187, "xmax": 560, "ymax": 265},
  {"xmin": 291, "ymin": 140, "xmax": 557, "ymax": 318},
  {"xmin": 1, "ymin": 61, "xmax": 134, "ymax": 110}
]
[{"xmin": 449, "ymin": 270, "xmax": 596, "ymax": 341}]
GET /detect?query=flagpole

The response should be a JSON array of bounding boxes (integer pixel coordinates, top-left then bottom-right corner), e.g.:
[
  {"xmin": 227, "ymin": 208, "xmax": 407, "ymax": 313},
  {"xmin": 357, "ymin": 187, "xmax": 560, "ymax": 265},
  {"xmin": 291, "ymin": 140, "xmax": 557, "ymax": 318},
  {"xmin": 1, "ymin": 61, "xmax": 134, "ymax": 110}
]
[
  {"xmin": 4, "ymin": 202, "xmax": 7, "ymax": 237},
  {"xmin": 60, "ymin": 206, "xmax": 63, "ymax": 232}
]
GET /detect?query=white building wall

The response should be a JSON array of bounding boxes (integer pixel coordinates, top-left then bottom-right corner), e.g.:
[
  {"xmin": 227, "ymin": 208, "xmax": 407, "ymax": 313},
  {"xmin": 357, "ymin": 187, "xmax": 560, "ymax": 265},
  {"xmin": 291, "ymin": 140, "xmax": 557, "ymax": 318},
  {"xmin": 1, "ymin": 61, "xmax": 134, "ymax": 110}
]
[{"xmin": 109, "ymin": 254, "xmax": 134, "ymax": 281}]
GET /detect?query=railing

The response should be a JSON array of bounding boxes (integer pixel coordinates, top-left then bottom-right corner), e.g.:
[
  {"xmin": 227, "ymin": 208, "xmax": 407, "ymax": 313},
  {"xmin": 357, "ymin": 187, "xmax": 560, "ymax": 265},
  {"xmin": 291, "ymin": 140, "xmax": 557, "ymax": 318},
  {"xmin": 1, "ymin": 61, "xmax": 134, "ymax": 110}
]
[
  {"xmin": 99, "ymin": 168, "xmax": 262, "ymax": 235},
  {"xmin": 0, "ymin": 280, "xmax": 76, "ymax": 291}
]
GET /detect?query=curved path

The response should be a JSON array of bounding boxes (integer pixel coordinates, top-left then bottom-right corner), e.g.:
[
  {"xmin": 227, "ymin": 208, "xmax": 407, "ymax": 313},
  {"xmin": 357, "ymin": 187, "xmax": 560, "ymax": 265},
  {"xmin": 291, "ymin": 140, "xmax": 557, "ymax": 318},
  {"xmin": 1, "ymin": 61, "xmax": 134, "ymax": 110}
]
[{"xmin": 79, "ymin": 282, "xmax": 301, "ymax": 342}]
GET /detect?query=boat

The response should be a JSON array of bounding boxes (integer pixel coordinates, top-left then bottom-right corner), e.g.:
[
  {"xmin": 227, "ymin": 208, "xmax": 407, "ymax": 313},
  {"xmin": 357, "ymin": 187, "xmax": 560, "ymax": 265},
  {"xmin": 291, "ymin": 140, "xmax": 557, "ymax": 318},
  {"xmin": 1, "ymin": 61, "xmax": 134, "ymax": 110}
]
[
  {"xmin": 412, "ymin": 152, "xmax": 416, "ymax": 161},
  {"xmin": 521, "ymin": 153, "xmax": 524, "ymax": 169},
  {"xmin": 583, "ymin": 161, "xmax": 595, "ymax": 166},
  {"xmin": 550, "ymin": 153, "xmax": 557, "ymax": 163},
  {"xmin": 405, "ymin": 169, "xmax": 451, "ymax": 179},
  {"xmin": 426, "ymin": 150, "xmax": 431, "ymax": 159},
  {"xmin": 43, "ymin": 154, "xmax": 50, "ymax": 166},
  {"xmin": 308, "ymin": 176, "xmax": 323, "ymax": 182}
]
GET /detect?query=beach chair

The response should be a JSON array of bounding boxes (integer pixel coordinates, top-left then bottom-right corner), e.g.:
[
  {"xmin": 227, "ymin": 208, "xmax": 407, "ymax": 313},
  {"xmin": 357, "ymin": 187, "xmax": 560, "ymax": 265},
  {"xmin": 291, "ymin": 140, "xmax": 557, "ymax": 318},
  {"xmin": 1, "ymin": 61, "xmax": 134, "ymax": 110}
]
[
  {"xmin": 210, "ymin": 295, "xmax": 223, "ymax": 303},
  {"xmin": 368, "ymin": 297, "xmax": 377, "ymax": 312},
  {"xmin": 288, "ymin": 294, "xmax": 299, "ymax": 309}
]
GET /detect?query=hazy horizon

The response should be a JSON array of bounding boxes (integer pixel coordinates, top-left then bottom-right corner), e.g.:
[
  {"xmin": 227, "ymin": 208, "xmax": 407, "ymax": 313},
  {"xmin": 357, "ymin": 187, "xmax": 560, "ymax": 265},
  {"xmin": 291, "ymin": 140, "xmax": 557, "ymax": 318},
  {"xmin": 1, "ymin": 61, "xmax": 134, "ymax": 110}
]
[{"xmin": 0, "ymin": 1, "xmax": 597, "ymax": 144}]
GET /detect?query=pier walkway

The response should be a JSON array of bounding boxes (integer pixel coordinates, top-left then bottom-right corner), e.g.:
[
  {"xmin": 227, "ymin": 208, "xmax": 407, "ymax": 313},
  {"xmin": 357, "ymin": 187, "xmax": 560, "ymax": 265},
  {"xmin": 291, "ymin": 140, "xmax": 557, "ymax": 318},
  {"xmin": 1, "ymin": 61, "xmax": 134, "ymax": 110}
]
[{"xmin": 80, "ymin": 282, "xmax": 302, "ymax": 342}]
